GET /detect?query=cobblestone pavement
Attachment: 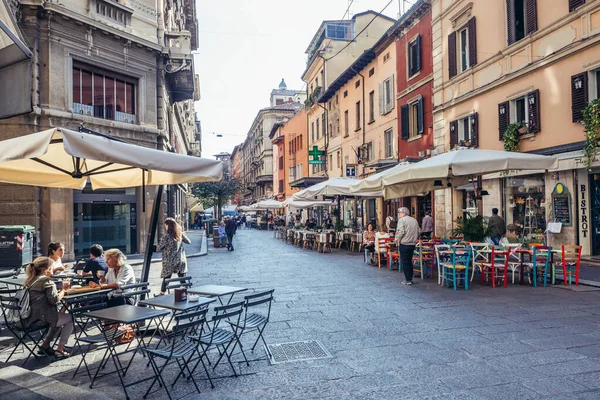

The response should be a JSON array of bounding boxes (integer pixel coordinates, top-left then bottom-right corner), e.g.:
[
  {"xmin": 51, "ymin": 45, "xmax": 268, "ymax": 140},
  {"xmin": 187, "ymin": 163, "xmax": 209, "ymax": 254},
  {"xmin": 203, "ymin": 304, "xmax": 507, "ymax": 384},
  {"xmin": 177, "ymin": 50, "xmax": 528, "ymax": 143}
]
[{"xmin": 4, "ymin": 228, "xmax": 600, "ymax": 399}]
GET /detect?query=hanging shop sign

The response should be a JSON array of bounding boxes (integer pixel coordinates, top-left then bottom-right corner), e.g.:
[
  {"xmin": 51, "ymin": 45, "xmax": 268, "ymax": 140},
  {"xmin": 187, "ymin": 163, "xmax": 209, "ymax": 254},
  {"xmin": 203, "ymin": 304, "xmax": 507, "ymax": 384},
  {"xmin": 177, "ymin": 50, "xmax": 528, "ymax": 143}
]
[
  {"xmin": 551, "ymin": 182, "xmax": 572, "ymax": 226},
  {"xmin": 308, "ymin": 146, "xmax": 324, "ymax": 165}
]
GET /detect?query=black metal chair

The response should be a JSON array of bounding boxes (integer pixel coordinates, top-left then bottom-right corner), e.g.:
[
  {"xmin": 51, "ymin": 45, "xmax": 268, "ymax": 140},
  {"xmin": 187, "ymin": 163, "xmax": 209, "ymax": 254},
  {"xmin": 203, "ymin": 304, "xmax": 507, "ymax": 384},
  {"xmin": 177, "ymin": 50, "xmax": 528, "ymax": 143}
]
[
  {"xmin": 229, "ymin": 289, "xmax": 275, "ymax": 366},
  {"xmin": 188, "ymin": 301, "xmax": 244, "ymax": 388},
  {"xmin": 143, "ymin": 308, "xmax": 208, "ymax": 400},
  {"xmin": 165, "ymin": 275, "xmax": 193, "ymax": 293},
  {"xmin": 120, "ymin": 282, "xmax": 151, "ymax": 305},
  {"xmin": 0, "ymin": 288, "xmax": 50, "ymax": 365}
]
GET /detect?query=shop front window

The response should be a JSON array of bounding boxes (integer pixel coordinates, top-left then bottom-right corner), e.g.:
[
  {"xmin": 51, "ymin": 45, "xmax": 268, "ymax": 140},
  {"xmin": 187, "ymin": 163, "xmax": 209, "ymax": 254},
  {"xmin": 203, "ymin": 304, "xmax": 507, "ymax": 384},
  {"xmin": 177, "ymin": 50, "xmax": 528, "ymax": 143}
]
[{"xmin": 504, "ymin": 174, "xmax": 546, "ymax": 239}]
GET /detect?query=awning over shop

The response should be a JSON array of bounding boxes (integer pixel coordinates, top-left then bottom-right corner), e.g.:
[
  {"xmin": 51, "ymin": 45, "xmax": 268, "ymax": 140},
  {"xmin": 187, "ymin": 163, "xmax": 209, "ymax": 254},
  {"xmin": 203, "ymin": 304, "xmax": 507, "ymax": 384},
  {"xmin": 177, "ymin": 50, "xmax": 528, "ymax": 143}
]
[
  {"xmin": 0, "ymin": 1, "xmax": 33, "ymax": 119},
  {"xmin": 293, "ymin": 177, "xmax": 382, "ymax": 201},
  {"xmin": 282, "ymin": 198, "xmax": 334, "ymax": 209}
]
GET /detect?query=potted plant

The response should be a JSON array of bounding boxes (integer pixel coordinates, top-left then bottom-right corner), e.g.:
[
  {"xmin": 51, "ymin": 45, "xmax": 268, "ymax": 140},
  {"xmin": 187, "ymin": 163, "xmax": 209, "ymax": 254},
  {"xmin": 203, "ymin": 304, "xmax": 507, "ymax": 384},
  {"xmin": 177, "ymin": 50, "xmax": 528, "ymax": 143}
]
[
  {"xmin": 452, "ymin": 215, "xmax": 490, "ymax": 242},
  {"xmin": 583, "ymin": 98, "xmax": 600, "ymax": 168},
  {"xmin": 503, "ymin": 122, "xmax": 522, "ymax": 152}
]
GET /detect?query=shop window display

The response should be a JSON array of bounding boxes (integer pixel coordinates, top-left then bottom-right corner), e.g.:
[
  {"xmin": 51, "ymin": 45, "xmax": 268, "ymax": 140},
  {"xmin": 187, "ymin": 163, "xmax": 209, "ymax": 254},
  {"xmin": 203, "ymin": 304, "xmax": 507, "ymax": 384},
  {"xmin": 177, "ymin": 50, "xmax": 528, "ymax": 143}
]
[{"xmin": 504, "ymin": 174, "xmax": 546, "ymax": 240}]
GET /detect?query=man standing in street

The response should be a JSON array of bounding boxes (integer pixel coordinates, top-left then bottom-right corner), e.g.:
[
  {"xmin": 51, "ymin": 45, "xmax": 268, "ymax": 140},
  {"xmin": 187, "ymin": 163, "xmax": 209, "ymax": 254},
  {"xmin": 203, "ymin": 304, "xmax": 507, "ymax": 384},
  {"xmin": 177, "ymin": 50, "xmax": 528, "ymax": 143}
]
[
  {"xmin": 488, "ymin": 208, "xmax": 506, "ymax": 246},
  {"xmin": 421, "ymin": 211, "xmax": 434, "ymax": 239},
  {"xmin": 395, "ymin": 207, "xmax": 420, "ymax": 285},
  {"xmin": 225, "ymin": 216, "xmax": 237, "ymax": 251}
]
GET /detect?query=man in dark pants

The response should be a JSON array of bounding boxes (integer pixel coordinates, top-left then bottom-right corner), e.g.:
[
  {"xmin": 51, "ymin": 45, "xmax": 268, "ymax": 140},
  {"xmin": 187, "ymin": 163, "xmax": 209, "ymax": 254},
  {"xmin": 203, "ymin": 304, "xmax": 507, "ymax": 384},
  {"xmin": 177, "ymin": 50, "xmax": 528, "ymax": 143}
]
[
  {"xmin": 225, "ymin": 216, "xmax": 237, "ymax": 251},
  {"xmin": 395, "ymin": 207, "xmax": 421, "ymax": 285}
]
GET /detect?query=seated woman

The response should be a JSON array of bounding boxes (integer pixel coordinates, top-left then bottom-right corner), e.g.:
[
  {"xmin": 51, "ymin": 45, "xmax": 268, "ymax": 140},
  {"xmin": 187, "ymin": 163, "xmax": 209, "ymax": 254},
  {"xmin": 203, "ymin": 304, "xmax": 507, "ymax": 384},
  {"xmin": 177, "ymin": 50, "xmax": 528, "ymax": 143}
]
[
  {"xmin": 362, "ymin": 223, "xmax": 376, "ymax": 262},
  {"xmin": 47, "ymin": 242, "xmax": 68, "ymax": 275},
  {"xmin": 25, "ymin": 257, "xmax": 74, "ymax": 359},
  {"xmin": 98, "ymin": 249, "xmax": 136, "ymax": 307}
]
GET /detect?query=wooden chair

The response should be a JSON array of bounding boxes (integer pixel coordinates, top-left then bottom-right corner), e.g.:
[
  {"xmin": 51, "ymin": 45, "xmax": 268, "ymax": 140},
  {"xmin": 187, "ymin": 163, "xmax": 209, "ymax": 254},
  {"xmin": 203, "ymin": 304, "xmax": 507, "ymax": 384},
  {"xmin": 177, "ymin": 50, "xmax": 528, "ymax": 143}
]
[
  {"xmin": 351, "ymin": 233, "xmax": 362, "ymax": 252},
  {"xmin": 434, "ymin": 244, "xmax": 451, "ymax": 285},
  {"xmin": 377, "ymin": 238, "xmax": 393, "ymax": 268},
  {"xmin": 554, "ymin": 245, "xmax": 582, "ymax": 285},
  {"xmin": 441, "ymin": 247, "xmax": 472, "ymax": 290},
  {"xmin": 414, "ymin": 241, "xmax": 435, "ymax": 279},
  {"xmin": 387, "ymin": 243, "xmax": 399, "ymax": 271},
  {"xmin": 478, "ymin": 248, "xmax": 509, "ymax": 288},
  {"xmin": 523, "ymin": 246, "xmax": 552, "ymax": 287}
]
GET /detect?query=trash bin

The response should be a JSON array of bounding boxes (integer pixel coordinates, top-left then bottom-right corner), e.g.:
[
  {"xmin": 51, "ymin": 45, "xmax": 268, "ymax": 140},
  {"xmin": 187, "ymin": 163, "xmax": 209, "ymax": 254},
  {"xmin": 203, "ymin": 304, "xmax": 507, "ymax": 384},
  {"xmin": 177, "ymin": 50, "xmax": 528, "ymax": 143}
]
[
  {"xmin": 213, "ymin": 226, "xmax": 220, "ymax": 247},
  {"xmin": 0, "ymin": 225, "xmax": 35, "ymax": 270}
]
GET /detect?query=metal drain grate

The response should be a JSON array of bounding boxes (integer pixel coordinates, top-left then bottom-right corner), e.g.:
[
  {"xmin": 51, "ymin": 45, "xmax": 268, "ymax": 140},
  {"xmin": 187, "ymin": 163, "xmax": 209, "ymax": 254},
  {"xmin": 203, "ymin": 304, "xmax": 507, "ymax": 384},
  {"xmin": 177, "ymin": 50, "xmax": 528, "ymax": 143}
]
[{"xmin": 266, "ymin": 340, "xmax": 332, "ymax": 364}]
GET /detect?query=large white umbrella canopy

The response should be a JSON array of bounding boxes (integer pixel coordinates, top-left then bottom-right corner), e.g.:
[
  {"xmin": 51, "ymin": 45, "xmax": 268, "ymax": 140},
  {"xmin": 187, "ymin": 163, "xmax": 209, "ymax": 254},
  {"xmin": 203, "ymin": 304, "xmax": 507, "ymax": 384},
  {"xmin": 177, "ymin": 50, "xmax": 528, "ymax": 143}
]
[
  {"xmin": 282, "ymin": 198, "xmax": 335, "ymax": 209},
  {"xmin": 349, "ymin": 162, "xmax": 411, "ymax": 193},
  {"xmin": 0, "ymin": 128, "xmax": 223, "ymax": 189},
  {"xmin": 381, "ymin": 149, "xmax": 558, "ymax": 199},
  {"xmin": 252, "ymin": 199, "xmax": 284, "ymax": 210},
  {"xmin": 293, "ymin": 177, "xmax": 381, "ymax": 200}
]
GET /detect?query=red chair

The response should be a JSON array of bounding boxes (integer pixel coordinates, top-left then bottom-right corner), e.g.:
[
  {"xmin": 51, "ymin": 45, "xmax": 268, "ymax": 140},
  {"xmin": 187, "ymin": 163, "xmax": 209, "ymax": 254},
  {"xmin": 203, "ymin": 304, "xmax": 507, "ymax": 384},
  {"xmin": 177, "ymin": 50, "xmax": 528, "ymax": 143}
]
[
  {"xmin": 377, "ymin": 238, "xmax": 394, "ymax": 268},
  {"xmin": 559, "ymin": 245, "xmax": 582, "ymax": 285},
  {"xmin": 479, "ymin": 248, "xmax": 509, "ymax": 288}
]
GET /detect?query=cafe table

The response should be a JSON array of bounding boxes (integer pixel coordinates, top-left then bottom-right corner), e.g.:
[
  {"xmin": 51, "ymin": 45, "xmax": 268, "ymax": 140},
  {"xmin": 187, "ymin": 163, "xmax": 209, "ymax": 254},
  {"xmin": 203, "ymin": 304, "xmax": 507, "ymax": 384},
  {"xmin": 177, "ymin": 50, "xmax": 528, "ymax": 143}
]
[
  {"xmin": 0, "ymin": 276, "xmax": 25, "ymax": 287},
  {"xmin": 83, "ymin": 305, "xmax": 170, "ymax": 400},
  {"xmin": 187, "ymin": 284, "xmax": 247, "ymax": 305},
  {"xmin": 138, "ymin": 294, "xmax": 216, "ymax": 348}
]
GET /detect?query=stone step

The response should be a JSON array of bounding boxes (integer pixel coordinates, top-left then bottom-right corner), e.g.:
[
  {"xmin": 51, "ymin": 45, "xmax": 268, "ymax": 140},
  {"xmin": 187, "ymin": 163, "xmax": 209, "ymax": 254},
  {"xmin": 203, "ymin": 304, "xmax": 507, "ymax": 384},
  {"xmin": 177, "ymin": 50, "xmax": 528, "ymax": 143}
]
[{"xmin": 0, "ymin": 365, "xmax": 111, "ymax": 400}]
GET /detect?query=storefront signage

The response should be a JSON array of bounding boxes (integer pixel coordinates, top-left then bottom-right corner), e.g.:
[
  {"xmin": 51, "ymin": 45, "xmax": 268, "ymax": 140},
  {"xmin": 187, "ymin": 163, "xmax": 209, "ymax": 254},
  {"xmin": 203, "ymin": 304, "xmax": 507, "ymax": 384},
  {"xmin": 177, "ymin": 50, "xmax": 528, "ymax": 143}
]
[
  {"xmin": 346, "ymin": 166, "xmax": 356, "ymax": 177},
  {"xmin": 308, "ymin": 146, "xmax": 324, "ymax": 165},
  {"xmin": 580, "ymin": 183, "xmax": 588, "ymax": 238},
  {"xmin": 551, "ymin": 182, "xmax": 572, "ymax": 226}
]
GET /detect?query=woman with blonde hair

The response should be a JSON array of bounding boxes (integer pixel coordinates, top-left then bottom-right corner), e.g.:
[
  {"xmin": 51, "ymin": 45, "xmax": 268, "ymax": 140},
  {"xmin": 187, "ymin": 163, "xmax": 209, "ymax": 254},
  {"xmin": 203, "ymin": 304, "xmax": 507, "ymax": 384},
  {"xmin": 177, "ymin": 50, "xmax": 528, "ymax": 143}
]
[
  {"xmin": 25, "ymin": 256, "xmax": 73, "ymax": 358},
  {"xmin": 99, "ymin": 249, "xmax": 136, "ymax": 307},
  {"xmin": 157, "ymin": 217, "xmax": 191, "ymax": 295}
]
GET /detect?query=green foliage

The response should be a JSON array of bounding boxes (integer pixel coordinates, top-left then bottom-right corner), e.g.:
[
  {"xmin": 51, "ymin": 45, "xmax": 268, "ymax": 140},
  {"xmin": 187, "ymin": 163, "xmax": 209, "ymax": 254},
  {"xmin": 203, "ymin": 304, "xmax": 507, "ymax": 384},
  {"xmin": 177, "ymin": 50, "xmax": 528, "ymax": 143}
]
[
  {"xmin": 583, "ymin": 98, "xmax": 600, "ymax": 168},
  {"xmin": 452, "ymin": 215, "xmax": 490, "ymax": 242},
  {"xmin": 503, "ymin": 122, "xmax": 521, "ymax": 152},
  {"xmin": 190, "ymin": 178, "xmax": 242, "ymax": 219},
  {"xmin": 332, "ymin": 207, "xmax": 344, "ymax": 232}
]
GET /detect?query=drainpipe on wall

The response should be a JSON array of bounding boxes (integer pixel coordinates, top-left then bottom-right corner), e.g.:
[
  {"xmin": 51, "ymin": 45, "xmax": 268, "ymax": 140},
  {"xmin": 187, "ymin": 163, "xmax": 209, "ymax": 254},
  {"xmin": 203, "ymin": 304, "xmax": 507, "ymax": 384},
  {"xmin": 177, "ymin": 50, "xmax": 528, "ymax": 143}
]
[{"xmin": 351, "ymin": 66, "xmax": 366, "ymax": 226}]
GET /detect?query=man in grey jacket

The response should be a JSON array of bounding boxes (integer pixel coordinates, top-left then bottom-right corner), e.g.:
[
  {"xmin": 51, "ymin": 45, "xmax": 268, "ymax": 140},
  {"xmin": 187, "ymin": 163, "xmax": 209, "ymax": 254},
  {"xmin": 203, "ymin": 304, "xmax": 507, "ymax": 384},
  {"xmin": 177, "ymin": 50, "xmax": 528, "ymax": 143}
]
[{"xmin": 395, "ymin": 207, "xmax": 420, "ymax": 285}]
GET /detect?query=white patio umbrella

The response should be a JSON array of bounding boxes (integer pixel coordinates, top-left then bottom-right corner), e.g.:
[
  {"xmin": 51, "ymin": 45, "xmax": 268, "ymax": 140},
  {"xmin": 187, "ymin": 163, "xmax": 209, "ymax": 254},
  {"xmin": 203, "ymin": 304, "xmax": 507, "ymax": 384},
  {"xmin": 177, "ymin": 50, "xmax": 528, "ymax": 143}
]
[
  {"xmin": 253, "ymin": 199, "xmax": 284, "ymax": 210},
  {"xmin": 349, "ymin": 162, "xmax": 411, "ymax": 194},
  {"xmin": 293, "ymin": 177, "xmax": 381, "ymax": 200},
  {"xmin": 0, "ymin": 127, "xmax": 222, "ymax": 284},
  {"xmin": 381, "ymin": 148, "xmax": 558, "ymax": 199},
  {"xmin": 282, "ymin": 198, "xmax": 335, "ymax": 209}
]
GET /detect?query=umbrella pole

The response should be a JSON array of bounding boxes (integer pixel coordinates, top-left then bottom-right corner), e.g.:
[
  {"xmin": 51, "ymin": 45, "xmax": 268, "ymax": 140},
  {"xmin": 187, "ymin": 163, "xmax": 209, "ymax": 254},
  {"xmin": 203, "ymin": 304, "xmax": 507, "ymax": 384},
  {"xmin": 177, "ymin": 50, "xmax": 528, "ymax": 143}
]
[{"xmin": 141, "ymin": 184, "xmax": 164, "ymax": 296}]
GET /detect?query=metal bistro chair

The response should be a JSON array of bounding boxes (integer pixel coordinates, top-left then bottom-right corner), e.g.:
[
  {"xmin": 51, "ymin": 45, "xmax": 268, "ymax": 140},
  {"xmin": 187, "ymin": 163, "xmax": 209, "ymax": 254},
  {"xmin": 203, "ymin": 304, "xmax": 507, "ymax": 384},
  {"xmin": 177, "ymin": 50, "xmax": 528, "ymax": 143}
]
[
  {"xmin": 0, "ymin": 289, "xmax": 50, "ymax": 365},
  {"xmin": 441, "ymin": 247, "xmax": 472, "ymax": 290},
  {"xmin": 351, "ymin": 233, "xmax": 362, "ymax": 252},
  {"xmin": 478, "ymin": 247, "xmax": 510, "ymax": 288},
  {"xmin": 189, "ymin": 301, "xmax": 245, "ymax": 387},
  {"xmin": 121, "ymin": 282, "xmax": 152, "ymax": 305},
  {"xmin": 228, "ymin": 289, "xmax": 275, "ymax": 366},
  {"xmin": 144, "ymin": 308, "xmax": 209, "ymax": 400},
  {"xmin": 523, "ymin": 246, "xmax": 552, "ymax": 287},
  {"xmin": 554, "ymin": 245, "xmax": 582, "ymax": 285},
  {"xmin": 303, "ymin": 232, "xmax": 315, "ymax": 250},
  {"xmin": 165, "ymin": 276, "xmax": 193, "ymax": 294}
]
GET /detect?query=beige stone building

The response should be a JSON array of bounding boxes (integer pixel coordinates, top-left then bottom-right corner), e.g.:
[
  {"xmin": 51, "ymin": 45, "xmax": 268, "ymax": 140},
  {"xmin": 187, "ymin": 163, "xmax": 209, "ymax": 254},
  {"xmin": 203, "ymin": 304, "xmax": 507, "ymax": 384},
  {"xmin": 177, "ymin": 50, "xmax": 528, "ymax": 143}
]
[
  {"xmin": 431, "ymin": 0, "xmax": 600, "ymax": 255},
  {"xmin": 0, "ymin": 0, "xmax": 201, "ymax": 258},
  {"xmin": 299, "ymin": 11, "xmax": 395, "ymax": 189}
]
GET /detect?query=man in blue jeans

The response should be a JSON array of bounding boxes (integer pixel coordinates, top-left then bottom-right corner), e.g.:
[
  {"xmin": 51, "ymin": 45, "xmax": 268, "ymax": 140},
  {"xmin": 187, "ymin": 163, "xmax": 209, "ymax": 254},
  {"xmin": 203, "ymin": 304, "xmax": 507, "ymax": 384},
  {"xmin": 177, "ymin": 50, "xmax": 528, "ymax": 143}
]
[
  {"xmin": 395, "ymin": 207, "xmax": 421, "ymax": 285},
  {"xmin": 488, "ymin": 208, "xmax": 506, "ymax": 246}
]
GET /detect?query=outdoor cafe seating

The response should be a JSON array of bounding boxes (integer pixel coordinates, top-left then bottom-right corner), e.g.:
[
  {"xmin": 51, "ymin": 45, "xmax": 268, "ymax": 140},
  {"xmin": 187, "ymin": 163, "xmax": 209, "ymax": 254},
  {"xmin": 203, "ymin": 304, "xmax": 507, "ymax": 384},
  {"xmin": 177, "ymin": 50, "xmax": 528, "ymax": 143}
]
[{"xmin": 0, "ymin": 272, "xmax": 276, "ymax": 399}]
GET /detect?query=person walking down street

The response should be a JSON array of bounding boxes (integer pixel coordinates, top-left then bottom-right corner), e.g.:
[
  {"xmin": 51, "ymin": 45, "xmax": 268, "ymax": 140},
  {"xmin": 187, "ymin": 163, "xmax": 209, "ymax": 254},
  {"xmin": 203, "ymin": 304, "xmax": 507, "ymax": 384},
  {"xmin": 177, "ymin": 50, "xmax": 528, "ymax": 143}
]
[
  {"xmin": 488, "ymin": 208, "xmax": 506, "ymax": 246},
  {"xmin": 157, "ymin": 218, "xmax": 190, "ymax": 296},
  {"xmin": 421, "ymin": 211, "xmax": 434, "ymax": 240},
  {"xmin": 225, "ymin": 216, "xmax": 237, "ymax": 251},
  {"xmin": 395, "ymin": 207, "xmax": 420, "ymax": 285},
  {"xmin": 241, "ymin": 214, "xmax": 247, "ymax": 229}
]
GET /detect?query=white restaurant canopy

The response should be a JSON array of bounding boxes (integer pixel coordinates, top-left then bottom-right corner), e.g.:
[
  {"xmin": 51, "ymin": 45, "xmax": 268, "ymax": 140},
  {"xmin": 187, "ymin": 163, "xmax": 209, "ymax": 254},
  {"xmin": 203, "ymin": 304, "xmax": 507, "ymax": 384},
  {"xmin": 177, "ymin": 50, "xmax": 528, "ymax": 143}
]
[
  {"xmin": 250, "ymin": 199, "xmax": 284, "ymax": 210},
  {"xmin": 0, "ymin": 128, "xmax": 223, "ymax": 189},
  {"xmin": 293, "ymin": 177, "xmax": 381, "ymax": 200},
  {"xmin": 282, "ymin": 198, "xmax": 335, "ymax": 209},
  {"xmin": 381, "ymin": 148, "xmax": 559, "ymax": 199}
]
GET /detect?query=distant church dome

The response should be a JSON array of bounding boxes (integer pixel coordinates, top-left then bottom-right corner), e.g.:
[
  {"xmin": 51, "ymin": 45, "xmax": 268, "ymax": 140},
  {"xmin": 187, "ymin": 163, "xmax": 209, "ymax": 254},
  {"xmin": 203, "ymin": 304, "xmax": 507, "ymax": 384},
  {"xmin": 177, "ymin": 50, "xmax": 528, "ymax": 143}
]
[{"xmin": 278, "ymin": 78, "xmax": 287, "ymax": 89}]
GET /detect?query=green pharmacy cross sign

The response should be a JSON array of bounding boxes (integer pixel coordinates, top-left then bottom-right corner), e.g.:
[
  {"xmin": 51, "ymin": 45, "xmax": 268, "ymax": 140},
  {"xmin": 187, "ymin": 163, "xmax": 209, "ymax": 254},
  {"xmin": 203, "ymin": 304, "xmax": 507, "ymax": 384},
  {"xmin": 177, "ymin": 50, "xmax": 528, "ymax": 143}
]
[{"xmin": 308, "ymin": 146, "xmax": 324, "ymax": 165}]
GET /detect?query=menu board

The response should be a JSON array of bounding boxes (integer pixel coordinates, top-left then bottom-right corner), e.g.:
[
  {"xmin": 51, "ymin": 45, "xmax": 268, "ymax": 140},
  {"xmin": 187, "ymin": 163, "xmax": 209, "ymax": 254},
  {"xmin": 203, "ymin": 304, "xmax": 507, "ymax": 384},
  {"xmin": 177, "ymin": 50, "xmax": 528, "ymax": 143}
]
[{"xmin": 552, "ymin": 195, "xmax": 571, "ymax": 225}]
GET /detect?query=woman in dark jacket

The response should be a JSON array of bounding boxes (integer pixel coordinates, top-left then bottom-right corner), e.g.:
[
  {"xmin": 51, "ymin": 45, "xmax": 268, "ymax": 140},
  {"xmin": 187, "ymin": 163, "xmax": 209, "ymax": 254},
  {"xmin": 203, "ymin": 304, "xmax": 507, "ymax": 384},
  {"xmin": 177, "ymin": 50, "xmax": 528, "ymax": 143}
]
[
  {"xmin": 157, "ymin": 218, "xmax": 191, "ymax": 295},
  {"xmin": 25, "ymin": 257, "xmax": 73, "ymax": 358}
]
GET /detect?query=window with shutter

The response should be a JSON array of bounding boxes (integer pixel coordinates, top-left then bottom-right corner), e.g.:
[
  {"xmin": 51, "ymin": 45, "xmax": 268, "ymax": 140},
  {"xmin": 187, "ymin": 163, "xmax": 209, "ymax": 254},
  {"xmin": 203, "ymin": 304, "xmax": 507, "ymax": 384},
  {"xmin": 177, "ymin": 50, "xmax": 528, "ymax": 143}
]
[
  {"xmin": 408, "ymin": 35, "xmax": 421, "ymax": 77},
  {"xmin": 525, "ymin": 0, "xmax": 538, "ymax": 35},
  {"xmin": 401, "ymin": 105, "xmax": 409, "ymax": 140},
  {"xmin": 471, "ymin": 113, "xmax": 479, "ymax": 147},
  {"xmin": 448, "ymin": 31, "xmax": 457, "ymax": 78},
  {"xmin": 417, "ymin": 96, "xmax": 424, "ymax": 135},
  {"xmin": 571, "ymin": 73, "xmax": 588, "ymax": 122},
  {"xmin": 378, "ymin": 82, "xmax": 384, "ymax": 115},
  {"xmin": 450, "ymin": 120, "xmax": 458, "ymax": 148},
  {"xmin": 569, "ymin": 0, "xmax": 586, "ymax": 12},
  {"xmin": 527, "ymin": 89, "xmax": 540, "ymax": 133},
  {"xmin": 507, "ymin": 0, "xmax": 516, "ymax": 45},
  {"xmin": 468, "ymin": 17, "xmax": 477, "ymax": 68},
  {"xmin": 498, "ymin": 101, "xmax": 510, "ymax": 140}
]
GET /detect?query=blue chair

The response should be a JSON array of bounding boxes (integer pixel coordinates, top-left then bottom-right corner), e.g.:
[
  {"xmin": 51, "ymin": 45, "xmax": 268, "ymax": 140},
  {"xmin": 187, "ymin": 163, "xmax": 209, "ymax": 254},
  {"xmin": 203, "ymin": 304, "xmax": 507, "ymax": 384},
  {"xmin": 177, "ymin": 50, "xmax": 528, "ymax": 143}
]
[
  {"xmin": 441, "ymin": 247, "xmax": 472, "ymax": 290},
  {"xmin": 523, "ymin": 246, "xmax": 552, "ymax": 287}
]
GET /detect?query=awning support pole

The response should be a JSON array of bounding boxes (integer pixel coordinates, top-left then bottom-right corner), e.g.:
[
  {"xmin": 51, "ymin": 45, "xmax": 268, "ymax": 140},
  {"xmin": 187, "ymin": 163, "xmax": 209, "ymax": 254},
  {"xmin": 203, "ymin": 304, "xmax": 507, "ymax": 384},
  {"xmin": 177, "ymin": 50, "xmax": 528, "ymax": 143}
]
[{"xmin": 140, "ymin": 184, "xmax": 163, "ymax": 296}]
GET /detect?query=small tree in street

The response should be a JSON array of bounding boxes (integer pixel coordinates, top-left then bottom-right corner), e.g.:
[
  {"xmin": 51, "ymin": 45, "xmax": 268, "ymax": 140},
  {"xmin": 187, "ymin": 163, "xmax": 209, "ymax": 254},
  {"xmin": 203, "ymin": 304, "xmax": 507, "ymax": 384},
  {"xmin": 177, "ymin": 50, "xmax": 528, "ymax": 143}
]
[{"xmin": 191, "ymin": 178, "xmax": 242, "ymax": 220}]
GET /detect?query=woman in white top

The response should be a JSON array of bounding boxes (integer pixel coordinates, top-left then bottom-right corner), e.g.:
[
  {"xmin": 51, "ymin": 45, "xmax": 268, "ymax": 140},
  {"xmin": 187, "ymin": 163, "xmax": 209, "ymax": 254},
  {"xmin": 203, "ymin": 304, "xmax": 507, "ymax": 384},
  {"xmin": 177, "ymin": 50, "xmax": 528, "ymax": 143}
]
[
  {"xmin": 375, "ymin": 226, "xmax": 390, "ymax": 253},
  {"xmin": 99, "ymin": 248, "xmax": 136, "ymax": 307},
  {"xmin": 47, "ymin": 242, "xmax": 67, "ymax": 275}
]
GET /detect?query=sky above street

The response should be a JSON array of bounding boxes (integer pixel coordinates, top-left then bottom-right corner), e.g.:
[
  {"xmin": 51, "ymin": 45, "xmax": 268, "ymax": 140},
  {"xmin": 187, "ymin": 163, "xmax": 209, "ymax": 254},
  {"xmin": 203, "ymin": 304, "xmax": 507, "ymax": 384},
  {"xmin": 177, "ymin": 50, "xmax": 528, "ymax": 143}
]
[{"xmin": 194, "ymin": 0, "xmax": 402, "ymax": 159}]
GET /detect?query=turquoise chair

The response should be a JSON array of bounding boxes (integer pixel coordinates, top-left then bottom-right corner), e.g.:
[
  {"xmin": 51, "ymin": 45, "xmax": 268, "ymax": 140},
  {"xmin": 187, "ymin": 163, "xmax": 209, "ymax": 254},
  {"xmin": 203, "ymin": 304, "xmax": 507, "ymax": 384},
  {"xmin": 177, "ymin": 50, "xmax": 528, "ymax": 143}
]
[
  {"xmin": 523, "ymin": 246, "xmax": 552, "ymax": 287},
  {"xmin": 442, "ymin": 247, "xmax": 472, "ymax": 290}
]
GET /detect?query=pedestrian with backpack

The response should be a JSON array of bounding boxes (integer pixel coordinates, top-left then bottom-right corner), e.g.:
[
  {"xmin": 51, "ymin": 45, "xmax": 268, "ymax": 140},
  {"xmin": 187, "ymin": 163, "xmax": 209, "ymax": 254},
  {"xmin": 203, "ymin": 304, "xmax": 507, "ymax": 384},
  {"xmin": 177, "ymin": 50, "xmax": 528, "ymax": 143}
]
[{"xmin": 24, "ymin": 257, "xmax": 73, "ymax": 359}]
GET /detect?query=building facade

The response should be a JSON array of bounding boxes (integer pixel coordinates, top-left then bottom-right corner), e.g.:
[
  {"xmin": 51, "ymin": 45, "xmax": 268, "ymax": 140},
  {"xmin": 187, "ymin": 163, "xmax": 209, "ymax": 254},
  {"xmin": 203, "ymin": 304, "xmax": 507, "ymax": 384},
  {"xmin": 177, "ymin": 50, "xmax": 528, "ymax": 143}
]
[
  {"xmin": 300, "ymin": 11, "xmax": 395, "ymax": 189},
  {"xmin": 0, "ymin": 0, "xmax": 200, "ymax": 258},
  {"xmin": 431, "ymin": 0, "xmax": 600, "ymax": 254}
]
